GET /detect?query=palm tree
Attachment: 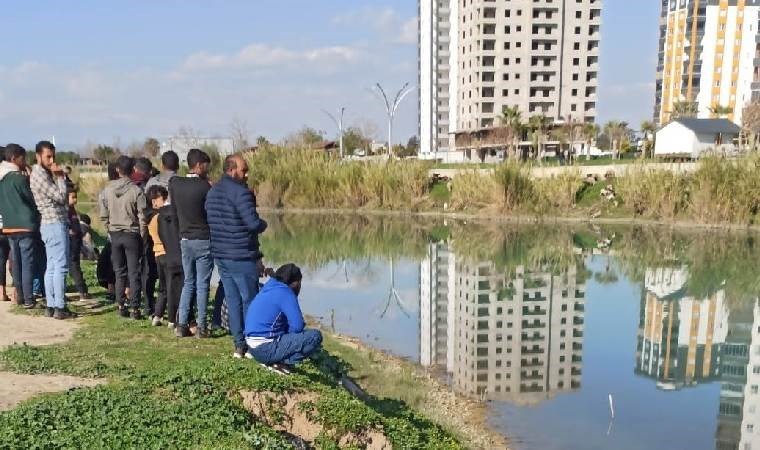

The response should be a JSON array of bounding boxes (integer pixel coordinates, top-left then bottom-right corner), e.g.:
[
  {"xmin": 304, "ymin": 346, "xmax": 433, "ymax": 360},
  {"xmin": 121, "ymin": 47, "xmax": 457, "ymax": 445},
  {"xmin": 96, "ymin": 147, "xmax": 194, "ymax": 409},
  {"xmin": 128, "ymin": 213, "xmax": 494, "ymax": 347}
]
[
  {"xmin": 528, "ymin": 114, "xmax": 552, "ymax": 163},
  {"xmin": 499, "ymin": 105, "xmax": 523, "ymax": 160},
  {"xmin": 640, "ymin": 120, "xmax": 656, "ymax": 159},
  {"xmin": 582, "ymin": 123, "xmax": 599, "ymax": 160},
  {"xmin": 708, "ymin": 104, "xmax": 733, "ymax": 119},
  {"xmin": 669, "ymin": 100, "xmax": 698, "ymax": 120},
  {"xmin": 603, "ymin": 120, "xmax": 629, "ymax": 159}
]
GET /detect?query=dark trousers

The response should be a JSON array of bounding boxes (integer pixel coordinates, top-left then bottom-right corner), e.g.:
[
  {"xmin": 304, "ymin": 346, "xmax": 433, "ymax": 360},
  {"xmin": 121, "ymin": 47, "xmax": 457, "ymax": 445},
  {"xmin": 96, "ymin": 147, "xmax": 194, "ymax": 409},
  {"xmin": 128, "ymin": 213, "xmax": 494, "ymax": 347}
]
[
  {"xmin": 110, "ymin": 231, "xmax": 143, "ymax": 310},
  {"xmin": 68, "ymin": 236, "xmax": 88, "ymax": 295},
  {"xmin": 0, "ymin": 236, "xmax": 9, "ymax": 288},
  {"xmin": 249, "ymin": 330, "xmax": 323, "ymax": 366},
  {"xmin": 211, "ymin": 282, "xmax": 225, "ymax": 328},
  {"xmin": 154, "ymin": 255, "xmax": 183, "ymax": 323},
  {"xmin": 8, "ymin": 233, "xmax": 35, "ymax": 306},
  {"xmin": 141, "ymin": 241, "xmax": 158, "ymax": 316}
]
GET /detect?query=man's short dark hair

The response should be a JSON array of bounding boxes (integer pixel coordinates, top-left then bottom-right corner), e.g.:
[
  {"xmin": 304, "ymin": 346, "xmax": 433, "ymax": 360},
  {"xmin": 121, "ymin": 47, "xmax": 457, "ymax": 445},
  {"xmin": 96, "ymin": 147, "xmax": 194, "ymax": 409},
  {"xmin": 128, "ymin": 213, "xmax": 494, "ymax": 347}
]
[
  {"xmin": 4, "ymin": 144, "xmax": 26, "ymax": 162},
  {"xmin": 274, "ymin": 264, "xmax": 303, "ymax": 285},
  {"xmin": 106, "ymin": 162, "xmax": 120, "ymax": 181},
  {"xmin": 35, "ymin": 140, "xmax": 55, "ymax": 154},
  {"xmin": 116, "ymin": 155, "xmax": 135, "ymax": 176},
  {"xmin": 80, "ymin": 214, "xmax": 91, "ymax": 226},
  {"xmin": 223, "ymin": 154, "xmax": 239, "ymax": 173},
  {"xmin": 186, "ymin": 148, "xmax": 210, "ymax": 169},
  {"xmin": 135, "ymin": 157, "xmax": 153, "ymax": 174},
  {"xmin": 161, "ymin": 151, "xmax": 179, "ymax": 172},
  {"xmin": 146, "ymin": 185, "xmax": 168, "ymax": 201}
]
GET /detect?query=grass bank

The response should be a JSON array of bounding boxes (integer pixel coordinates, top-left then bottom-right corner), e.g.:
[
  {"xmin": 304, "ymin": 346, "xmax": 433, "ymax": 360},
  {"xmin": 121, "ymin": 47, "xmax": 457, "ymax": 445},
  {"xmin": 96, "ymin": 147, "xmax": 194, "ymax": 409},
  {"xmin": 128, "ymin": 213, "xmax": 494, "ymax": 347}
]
[
  {"xmin": 0, "ymin": 264, "xmax": 480, "ymax": 449},
  {"xmin": 239, "ymin": 149, "xmax": 760, "ymax": 226}
]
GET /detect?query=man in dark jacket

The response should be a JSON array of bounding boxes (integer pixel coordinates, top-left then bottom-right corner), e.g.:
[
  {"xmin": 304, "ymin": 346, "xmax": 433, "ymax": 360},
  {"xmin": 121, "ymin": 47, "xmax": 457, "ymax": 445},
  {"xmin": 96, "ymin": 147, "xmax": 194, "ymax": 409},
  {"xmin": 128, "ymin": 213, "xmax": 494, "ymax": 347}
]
[
  {"xmin": 205, "ymin": 154, "xmax": 268, "ymax": 358},
  {"xmin": 0, "ymin": 144, "xmax": 40, "ymax": 309}
]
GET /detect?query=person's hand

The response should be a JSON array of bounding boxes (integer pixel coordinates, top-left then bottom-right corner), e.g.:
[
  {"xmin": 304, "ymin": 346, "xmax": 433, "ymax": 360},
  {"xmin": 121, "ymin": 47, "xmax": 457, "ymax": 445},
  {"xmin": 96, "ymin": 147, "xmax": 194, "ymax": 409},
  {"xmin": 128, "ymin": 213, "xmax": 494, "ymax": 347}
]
[
  {"xmin": 50, "ymin": 163, "xmax": 64, "ymax": 177},
  {"xmin": 263, "ymin": 267, "xmax": 274, "ymax": 277}
]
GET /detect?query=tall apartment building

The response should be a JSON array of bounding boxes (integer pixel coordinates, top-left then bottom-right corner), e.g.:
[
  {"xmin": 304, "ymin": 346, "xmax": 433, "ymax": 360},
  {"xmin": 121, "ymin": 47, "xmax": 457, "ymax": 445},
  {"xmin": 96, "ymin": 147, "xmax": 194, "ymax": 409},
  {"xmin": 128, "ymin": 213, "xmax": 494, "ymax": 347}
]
[
  {"xmin": 419, "ymin": 0, "xmax": 603, "ymax": 160},
  {"xmin": 419, "ymin": 242, "xmax": 585, "ymax": 403},
  {"xmin": 654, "ymin": 0, "xmax": 760, "ymax": 125}
]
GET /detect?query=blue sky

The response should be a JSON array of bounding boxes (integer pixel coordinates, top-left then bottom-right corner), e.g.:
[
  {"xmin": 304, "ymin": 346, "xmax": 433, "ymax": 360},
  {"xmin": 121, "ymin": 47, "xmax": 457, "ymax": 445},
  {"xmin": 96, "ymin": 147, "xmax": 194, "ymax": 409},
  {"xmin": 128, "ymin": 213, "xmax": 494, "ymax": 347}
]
[{"xmin": 0, "ymin": 1, "xmax": 659, "ymax": 151}]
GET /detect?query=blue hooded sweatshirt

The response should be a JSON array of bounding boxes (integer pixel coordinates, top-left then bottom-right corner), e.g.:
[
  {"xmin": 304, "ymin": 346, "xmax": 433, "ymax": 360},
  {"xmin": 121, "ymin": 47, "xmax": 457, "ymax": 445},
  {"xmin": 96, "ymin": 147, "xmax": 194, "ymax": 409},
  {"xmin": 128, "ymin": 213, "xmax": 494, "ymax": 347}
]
[{"xmin": 244, "ymin": 279, "xmax": 305, "ymax": 338}]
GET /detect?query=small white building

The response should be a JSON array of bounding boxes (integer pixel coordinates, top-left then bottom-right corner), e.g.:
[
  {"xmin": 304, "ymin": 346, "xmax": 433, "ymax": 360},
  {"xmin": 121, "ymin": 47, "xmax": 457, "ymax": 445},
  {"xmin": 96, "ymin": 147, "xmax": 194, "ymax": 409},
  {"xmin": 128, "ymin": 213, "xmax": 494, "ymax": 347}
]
[
  {"xmin": 654, "ymin": 118, "xmax": 740, "ymax": 159},
  {"xmin": 160, "ymin": 136, "xmax": 235, "ymax": 166}
]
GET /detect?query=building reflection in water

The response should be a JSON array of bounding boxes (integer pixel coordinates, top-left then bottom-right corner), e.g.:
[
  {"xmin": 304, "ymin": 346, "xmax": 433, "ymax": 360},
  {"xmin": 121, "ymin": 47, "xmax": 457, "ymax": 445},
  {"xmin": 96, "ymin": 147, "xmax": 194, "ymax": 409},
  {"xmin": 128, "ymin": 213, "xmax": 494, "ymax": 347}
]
[
  {"xmin": 635, "ymin": 266, "xmax": 760, "ymax": 450},
  {"xmin": 419, "ymin": 242, "xmax": 585, "ymax": 405}
]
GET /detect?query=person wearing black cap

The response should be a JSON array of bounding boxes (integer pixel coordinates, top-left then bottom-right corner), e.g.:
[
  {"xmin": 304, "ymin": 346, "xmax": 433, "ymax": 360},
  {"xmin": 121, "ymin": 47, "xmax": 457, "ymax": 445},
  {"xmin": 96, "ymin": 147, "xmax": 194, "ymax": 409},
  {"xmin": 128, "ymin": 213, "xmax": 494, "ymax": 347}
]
[{"xmin": 243, "ymin": 263, "xmax": 322, "ymax": 369}]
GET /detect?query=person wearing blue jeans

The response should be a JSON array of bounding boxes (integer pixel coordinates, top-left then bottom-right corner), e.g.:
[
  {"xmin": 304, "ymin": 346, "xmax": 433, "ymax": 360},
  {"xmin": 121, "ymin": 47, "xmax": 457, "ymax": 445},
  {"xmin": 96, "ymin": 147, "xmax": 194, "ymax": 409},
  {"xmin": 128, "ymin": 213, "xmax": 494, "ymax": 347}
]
[
  {"xmin": 245, "ymin": 264, "xmax": 323, "ymax": 370},
  {"xmin": 170, "ymin": 149, "xmax": 212, "ymax": 338},
  {"xmin": 29, "ymin": 141, "xmax": 71, "ymax": 319},
  {"xmin": 205, "ymin": 154, "xmax": 268, "ymax": 357}
]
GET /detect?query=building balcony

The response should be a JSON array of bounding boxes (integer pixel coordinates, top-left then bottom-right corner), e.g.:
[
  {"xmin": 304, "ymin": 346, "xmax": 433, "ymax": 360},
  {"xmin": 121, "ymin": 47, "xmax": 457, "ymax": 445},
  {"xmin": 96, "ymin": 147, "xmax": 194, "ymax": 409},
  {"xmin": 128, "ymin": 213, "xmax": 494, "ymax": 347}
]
[
  {"xmin": 521, "ymin": 372, "xmax": 544, "ymax": 381},
  {"xmin": 522, "ymin": 348, "xmax": 545, "ymax": 355}
]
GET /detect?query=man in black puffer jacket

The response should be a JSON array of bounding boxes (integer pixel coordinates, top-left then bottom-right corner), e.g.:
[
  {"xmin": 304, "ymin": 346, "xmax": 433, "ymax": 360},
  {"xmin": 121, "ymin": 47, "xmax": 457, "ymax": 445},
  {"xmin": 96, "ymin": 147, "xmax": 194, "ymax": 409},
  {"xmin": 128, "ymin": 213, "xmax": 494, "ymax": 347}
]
[{"xmin": 205, "ymin": 154, "xmax": 267, "ymax": 358}]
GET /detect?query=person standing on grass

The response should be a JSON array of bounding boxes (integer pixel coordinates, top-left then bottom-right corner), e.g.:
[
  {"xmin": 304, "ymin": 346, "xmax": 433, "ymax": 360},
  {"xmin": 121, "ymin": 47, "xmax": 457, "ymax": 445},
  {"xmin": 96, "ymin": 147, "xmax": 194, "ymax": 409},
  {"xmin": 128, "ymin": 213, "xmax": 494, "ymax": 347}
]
[
  {"xmin": 170, "ymin": 149, "xmax": 212, "ymax": 338},
  {"xmin": 146, "ymin": 185, "xmax": 180, "ymax": 327},
  {"xmin": 145, "ymin": 151, "xmax": 179, "ymax": 195},
  {"xmin": 155, "ymin": 186, "xmax": 184, "ymax": 328},
  {"xmin": 100, "ymin": 155, "xmax": 147, "ymax": 320},
  {"xmin": 30, "ymin": 141, "xmax": 72, "ymax": 319},
  {"xmin": 205, "ymin": 154, "xmax": 268, "ymax": 358},
  {"xmin": 0, "ymin": 144, "xmax": 40, "ymax": 309},
  {"xmin": 244, "ymin": 264, "xmax": 322, "ymax": 370},
  {"xmin": 134, "ymin": 157, "xmax": 158, "ymax": 318},
  {"xmin": 66, "ymin": 188, "xmax": 90, "ymax": 300}
]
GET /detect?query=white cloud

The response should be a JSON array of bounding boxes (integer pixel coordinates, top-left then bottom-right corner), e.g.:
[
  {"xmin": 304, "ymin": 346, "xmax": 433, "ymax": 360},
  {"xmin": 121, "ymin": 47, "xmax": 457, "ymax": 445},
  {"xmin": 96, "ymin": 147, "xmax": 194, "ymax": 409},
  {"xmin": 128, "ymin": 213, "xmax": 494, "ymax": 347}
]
[
  {"xmin": 395, "ymin": 18, "xmax": 418, "ymax": 45},
  {"xmin": 182, "ymin": 43, "xmax": 361, "ymax": 71},
  {"xmin": 333, "ymin": 6, "xmax": 416, "ymax": 46}
]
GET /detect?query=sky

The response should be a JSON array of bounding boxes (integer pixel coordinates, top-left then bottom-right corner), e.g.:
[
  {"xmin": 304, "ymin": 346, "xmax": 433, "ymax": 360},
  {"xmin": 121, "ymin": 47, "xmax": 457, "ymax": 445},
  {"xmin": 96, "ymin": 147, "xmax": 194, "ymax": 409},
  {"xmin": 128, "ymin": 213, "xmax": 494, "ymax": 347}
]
[{"xmin": 0, "ymin": 1, "xmax": 660, "ymax": 151}]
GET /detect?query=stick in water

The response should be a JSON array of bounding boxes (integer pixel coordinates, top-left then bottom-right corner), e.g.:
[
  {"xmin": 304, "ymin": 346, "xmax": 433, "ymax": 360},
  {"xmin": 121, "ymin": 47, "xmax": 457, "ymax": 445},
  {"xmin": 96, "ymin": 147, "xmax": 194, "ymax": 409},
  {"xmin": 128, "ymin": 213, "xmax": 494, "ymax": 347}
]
[{"xmin": 608, "ymin": 394, "xmax": 615, "ymax": 420}]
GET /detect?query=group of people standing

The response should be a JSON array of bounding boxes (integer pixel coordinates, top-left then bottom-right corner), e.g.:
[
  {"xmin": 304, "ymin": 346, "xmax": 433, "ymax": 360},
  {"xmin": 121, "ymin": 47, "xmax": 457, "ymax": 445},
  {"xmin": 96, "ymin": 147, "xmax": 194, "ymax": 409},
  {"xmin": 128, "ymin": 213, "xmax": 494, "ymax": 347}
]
[{"xmin": 0, "ymin": 143, "xmax": 322, "ymax": 370}]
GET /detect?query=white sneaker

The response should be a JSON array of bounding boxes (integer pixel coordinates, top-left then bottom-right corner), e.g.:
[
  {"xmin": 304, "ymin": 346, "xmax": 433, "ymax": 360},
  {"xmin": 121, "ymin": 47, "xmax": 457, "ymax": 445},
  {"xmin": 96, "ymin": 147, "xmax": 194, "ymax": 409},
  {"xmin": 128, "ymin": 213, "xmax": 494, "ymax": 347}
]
[
  {"xmin": 151, "ymin": 316, "xmax": 162, "ymax": 327},
  {"xmin": 167, "ymin": 322, "xmax": 175, "ymax": 329}
]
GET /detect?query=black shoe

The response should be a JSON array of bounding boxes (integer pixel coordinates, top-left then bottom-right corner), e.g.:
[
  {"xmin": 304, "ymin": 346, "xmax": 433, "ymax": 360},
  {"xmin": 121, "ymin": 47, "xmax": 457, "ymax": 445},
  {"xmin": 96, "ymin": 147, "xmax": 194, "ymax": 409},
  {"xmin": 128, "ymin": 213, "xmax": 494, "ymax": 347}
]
[
  {"xmin": 175, "ymin": 325, "xmax": 191, "ymax": 338},
  {"xmin": 22, "ymin": 302, "xmax": 37, "ymax": 310},
  {"xmin": 130, "ymin": 310, "xmax": 143, "ymax": 320},
  {"xmin": 195, "ymin": 326, "xmax": 209, "ymax": 339},
  {"xmin": 118, "ymin": 306, "xmax": 130, "ymax": 318},
  {"xmin": 53, "ymin": 308, "xmax": 72, "ymax": 320},
  {"xmin": 45, "ymin": 307, "xmax": 55, "ymax": 318},
  {"xmin": 233, "ymin": 345, "xmax": 250, "ymax": 359}
]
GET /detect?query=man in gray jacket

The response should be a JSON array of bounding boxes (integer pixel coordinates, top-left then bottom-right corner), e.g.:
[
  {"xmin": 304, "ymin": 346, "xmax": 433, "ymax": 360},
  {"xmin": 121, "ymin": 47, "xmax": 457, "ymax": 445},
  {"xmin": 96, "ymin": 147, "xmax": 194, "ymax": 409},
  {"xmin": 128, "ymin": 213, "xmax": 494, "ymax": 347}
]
[{"xmin": 99, "ymin": 155, "xmax": 147, "ymax": 319}]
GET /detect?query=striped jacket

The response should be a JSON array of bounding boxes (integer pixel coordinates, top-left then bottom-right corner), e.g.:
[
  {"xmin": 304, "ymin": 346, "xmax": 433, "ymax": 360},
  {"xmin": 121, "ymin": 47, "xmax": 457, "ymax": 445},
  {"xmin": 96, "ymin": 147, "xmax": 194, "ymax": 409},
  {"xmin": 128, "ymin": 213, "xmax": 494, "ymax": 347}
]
[{"xmin": 30, "ymin": 165, "xmax": 68, "ymax": 225}]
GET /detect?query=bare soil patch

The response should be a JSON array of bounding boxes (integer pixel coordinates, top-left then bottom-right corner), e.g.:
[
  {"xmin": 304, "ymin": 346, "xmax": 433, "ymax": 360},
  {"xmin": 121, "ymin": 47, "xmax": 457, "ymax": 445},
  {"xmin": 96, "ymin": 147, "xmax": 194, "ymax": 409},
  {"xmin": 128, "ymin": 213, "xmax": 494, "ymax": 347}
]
[{"xmin": 0, "ymin": 372, "xmax": 102, "ymax": 411}]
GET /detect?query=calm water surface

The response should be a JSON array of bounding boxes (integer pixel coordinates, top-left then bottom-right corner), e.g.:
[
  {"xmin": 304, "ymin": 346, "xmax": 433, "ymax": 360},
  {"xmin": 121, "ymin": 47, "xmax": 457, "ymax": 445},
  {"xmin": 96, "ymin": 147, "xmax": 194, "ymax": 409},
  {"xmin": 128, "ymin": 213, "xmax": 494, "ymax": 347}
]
[{"xmin": 262, "ymin": 213, "xmax": 760, "ymax": 450}]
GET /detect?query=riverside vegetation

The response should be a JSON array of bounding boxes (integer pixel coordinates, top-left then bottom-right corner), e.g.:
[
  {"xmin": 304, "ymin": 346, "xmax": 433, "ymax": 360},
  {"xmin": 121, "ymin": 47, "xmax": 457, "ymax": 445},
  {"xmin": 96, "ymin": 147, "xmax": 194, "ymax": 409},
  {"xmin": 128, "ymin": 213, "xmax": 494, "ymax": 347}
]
[{"xmin": 239, "ymin": 148, "xmax": 760, "ymax": 226}]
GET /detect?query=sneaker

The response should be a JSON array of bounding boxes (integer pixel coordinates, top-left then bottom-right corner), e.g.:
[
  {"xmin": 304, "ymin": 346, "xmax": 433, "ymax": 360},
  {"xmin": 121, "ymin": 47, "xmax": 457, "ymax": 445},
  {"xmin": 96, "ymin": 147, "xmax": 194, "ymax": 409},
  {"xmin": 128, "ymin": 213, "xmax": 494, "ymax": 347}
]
[
  {"xmin": 53, "ymin": 308, "xmax": 72, "ymax": 320},
  {"xmin": 195, "ymin": 326, "xmax": 209, "ymax": 339},
  {"xmin": 45, "ymin": 307, "xmax": 55, "ymax": 318},
  {"xmin": 167, "ymin": 322, "xmax": 176, "ymax": 329},
  {"xmin": 22, "ymin": 302, "xmax": 37, "ymax": 310},
  {"xmin": 151, "ymin": 316, "xmax": 162, "ymax": 327},
  {"xmin": 233, "ymin": 345, "xmax": 248, "ymax": 359},
  {"xmin": 118, "ymin": 307, "xmax": 130, "ymax": 318},
  {"xmin": 130, "ymin": 310, "xmax": 143, "ymax": 320},
  {"xmin": 271, "ymin": 363, "xmax": 293, "ymax": 375},
  {"xmin": 175, "ymin": 325, "xmax": 191, "ymax": 338}
]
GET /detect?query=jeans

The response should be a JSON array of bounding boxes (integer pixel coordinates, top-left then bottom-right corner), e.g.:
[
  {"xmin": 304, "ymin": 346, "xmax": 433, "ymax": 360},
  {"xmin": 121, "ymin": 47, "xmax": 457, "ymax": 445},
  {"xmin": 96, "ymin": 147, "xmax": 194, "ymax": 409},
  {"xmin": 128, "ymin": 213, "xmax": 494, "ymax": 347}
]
[
  {"xmin": 40, "ymin": 223, "xmax": 69, "ymax": 309},
  {"xmin": 178, "ymin": 240, "xmax": 213, "ymax": 328},
  {"xmin": 8, "ymin": 233, "xmax": 35, "ymax": 305},
  {"xmin": 68, "ymin": 236, "xmax": 88, "ymax": 295},
  {"xmin": 141, "ymin": 239, "xmax": 158, "ymax": 316},
  {"xmin": 154, "ymin": 256, "xmax": 183, "ymax": 323},
  {"xmin": 110, "ymin": 231, "xmax": 143, "ymax": 310},
  {"xmin": 0, "ymin": 236, "xmax": 9, "ymax": 288},
  {"xmin": 215, "ymin": 258, "xmax": 259, "ymax": 347},
  {"xmin": 248, "ymin": 330, "xmax": 323, "ymax": 366},
  {"xmin": 33, "ymin": 236, "xmax": 45, "ymax": 296}
]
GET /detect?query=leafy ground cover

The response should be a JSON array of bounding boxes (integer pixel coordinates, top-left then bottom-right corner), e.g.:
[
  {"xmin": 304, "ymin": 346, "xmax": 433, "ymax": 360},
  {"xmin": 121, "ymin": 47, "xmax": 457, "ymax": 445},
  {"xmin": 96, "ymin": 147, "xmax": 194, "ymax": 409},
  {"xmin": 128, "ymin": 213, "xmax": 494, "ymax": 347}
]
[{"xmin": 0, "ymin": 263, "xmax": 463, "ymax": 449}]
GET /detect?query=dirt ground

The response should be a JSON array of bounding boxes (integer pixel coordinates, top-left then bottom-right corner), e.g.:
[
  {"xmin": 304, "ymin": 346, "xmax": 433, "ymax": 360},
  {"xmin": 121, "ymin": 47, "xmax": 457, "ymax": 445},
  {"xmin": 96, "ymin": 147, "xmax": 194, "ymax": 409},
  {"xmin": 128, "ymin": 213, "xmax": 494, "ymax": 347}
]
[{"xmin": 0, "ymin": 300, "xmax": 102, "ymax": 411}]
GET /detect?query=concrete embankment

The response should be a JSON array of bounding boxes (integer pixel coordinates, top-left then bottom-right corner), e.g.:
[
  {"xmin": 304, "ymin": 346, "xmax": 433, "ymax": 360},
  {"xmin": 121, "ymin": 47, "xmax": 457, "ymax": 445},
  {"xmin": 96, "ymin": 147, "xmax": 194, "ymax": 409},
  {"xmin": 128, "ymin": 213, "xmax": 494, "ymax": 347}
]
[{"xmin": 431, "ymin": 162, "xmax": 698, "ymax": 179}]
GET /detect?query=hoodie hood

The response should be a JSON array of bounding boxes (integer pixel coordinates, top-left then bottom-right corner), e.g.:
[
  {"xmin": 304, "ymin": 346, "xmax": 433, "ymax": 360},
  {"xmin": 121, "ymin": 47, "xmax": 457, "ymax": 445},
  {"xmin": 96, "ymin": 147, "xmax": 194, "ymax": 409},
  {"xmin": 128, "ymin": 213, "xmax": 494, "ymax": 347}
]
[
  {"xmin": 0, "ymin": 161, "xmax": 21, "ymax": 181},
  {"xmin": 110, "ymin": 177, "xmax": 134, "ymax": 197}
]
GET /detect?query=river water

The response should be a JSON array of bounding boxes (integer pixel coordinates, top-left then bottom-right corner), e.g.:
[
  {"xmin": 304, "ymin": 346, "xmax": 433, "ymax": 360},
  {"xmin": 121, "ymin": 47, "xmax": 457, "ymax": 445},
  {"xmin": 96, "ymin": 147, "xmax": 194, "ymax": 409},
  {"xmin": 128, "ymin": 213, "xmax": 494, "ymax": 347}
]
[{"xmin": 260, "ymin": 212, "xmax": 760, "ymax": 450}]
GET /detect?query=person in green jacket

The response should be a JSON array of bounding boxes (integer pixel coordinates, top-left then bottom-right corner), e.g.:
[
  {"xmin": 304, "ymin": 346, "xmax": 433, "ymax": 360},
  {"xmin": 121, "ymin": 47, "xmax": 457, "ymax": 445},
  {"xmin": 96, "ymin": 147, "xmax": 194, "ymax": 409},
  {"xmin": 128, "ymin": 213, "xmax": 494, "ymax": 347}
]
[{"xmin": 0, "ymin": 144, "xmax": 41, "ymax": 309}]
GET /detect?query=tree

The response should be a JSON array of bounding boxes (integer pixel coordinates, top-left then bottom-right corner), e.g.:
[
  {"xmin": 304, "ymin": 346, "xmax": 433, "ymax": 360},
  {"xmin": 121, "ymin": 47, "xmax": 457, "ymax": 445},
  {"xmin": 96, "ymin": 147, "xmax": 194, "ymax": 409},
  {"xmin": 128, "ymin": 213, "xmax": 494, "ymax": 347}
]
[
  {"xmin": 406, "ymin": 136, "xmax": 420, "ymax": 154},
  {"xmin": 282, "ymin": 126, "xmax": 325, "ymax": 149},
  {"xmin": 602, "ymin": 120, "xmax": 630, "ymax": 159},
  {"xmin": 582, "ymin": 123, "xmax": 599, "ymax": 160},
  {"xmin": 640, "ymin": 120, "xmax": 656, "ymax": 158},
  {"xmin": 341, "ymin": 127, "xmax": 371, "ymax": 156},
  {"xmin": 742, "ymin": 101, "xmax": 760, "ymax": 151},
  {"xmin": 499, "ymin": 105, "xmax": 523, "ymax": 160},
  {"xmin": 709, "ymin": 104, "xmax": 733, "ymax": 119},
  {"xmin": 255, "ymin": 136, "xmax": 271, "ymax": 149},
  {"xmin": 528, "ymin": 114, "xmax": 552, "ymax": 163},
  {"xmin": 93, "ymin": 145, "xmax": 117, "ymax": 163},
  {"xmin": 143, "ymin": 138, "xmax": 161, "ymax": 158},
  {"xmin": 669, "ymin": 100, "xmax": 698, "ymax": 120},
  {"xmin": 230, "ymin": 117, "xmax": 250, "ymax": 151}
]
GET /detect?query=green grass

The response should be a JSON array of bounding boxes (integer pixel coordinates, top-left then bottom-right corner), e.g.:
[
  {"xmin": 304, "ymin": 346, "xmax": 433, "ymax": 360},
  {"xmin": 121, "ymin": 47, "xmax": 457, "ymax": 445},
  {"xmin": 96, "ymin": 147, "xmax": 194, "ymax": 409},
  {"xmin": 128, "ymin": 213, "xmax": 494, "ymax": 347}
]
[{"xmin": 0, "ymin": 263, "xmax": 461, "ymax": 449}]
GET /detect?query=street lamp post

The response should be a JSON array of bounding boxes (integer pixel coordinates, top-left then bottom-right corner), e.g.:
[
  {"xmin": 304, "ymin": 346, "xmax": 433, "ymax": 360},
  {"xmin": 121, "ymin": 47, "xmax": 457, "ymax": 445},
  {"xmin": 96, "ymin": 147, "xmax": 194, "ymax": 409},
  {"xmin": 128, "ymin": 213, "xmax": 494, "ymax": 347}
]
[
  {"xmin": 322, "ymin": 107, "xmax": 345, "ymax": 159},
  {"xmin": 371, "ymin": 83, "xmax": 414, "ymax": 159}
]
